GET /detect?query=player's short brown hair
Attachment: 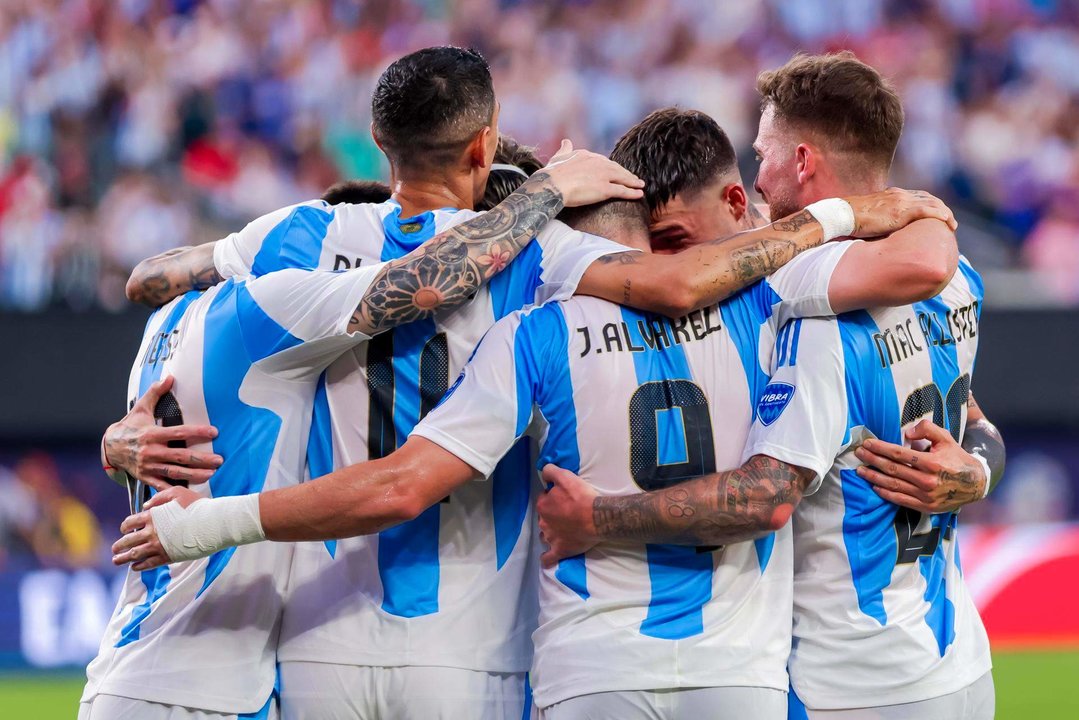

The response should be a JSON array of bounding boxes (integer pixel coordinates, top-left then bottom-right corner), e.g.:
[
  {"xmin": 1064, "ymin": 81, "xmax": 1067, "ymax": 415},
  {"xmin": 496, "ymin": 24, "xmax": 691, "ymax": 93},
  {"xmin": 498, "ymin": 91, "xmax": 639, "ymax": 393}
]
[{"xmin": 757, "ymin": 52, "xmax": 904, "ymax": 170}]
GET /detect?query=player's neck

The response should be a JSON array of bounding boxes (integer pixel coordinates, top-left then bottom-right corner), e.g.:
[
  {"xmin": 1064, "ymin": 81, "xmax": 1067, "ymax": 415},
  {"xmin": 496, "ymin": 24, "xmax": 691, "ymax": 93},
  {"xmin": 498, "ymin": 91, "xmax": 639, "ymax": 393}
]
[
  {"xmin": 390, "ymin": 176, "xmax": 474, "ymax": 217},
  {"xmin": 805, "ymin": 168, "xmax": 888, "ymax": 202}
]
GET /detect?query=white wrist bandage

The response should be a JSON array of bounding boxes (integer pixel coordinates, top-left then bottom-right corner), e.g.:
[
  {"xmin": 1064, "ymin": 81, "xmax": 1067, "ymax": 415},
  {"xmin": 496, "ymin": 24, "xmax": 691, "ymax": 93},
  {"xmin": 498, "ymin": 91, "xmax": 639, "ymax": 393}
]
[
  {"xmin": 971, "ymin": 452, "xmax": 993, "ymax": 499},
  {"xmin": 151, "ymin": 494, "xmax": 265, "ymax": 563},
  {"xmin": 805, "ymin": 198, "xmax": 856, "ymax": 241}
]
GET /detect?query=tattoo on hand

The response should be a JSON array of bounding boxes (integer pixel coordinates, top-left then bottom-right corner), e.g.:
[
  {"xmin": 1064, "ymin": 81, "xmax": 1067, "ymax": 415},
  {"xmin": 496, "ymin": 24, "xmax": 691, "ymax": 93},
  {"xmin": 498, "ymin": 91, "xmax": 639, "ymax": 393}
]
[{"xmin": 351, "ymin": 172, "xmax": 564, "ymax": 334}]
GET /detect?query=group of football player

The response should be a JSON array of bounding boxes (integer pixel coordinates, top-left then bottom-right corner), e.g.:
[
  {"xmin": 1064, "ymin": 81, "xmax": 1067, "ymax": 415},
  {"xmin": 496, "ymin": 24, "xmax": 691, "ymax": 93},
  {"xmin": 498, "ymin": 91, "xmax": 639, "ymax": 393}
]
[{"xmin": 81, "ymin": 45, "xmax": 1006, "ymax": 720}]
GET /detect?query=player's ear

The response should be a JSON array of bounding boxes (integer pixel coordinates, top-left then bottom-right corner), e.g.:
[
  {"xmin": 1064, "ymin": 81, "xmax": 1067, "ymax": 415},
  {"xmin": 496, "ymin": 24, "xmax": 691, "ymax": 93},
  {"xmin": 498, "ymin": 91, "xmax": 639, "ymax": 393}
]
[
  {"xmin": 467, "ymin": 126, "xmax": 493, "ymax": 170},
  {"xmin": 795, "ymin": 144, "xmax": 816, "ymax": 186},
  {"xmin": 723, "ymin": 183, "xmax": 749, "ymax": 221}
]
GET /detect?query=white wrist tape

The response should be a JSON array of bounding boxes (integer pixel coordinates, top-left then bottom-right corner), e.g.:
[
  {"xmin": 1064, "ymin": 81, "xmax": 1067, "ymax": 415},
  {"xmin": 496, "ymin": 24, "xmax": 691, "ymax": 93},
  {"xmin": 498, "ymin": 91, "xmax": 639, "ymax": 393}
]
[
  {"xmin": 971, "ymin": 451, "xmax": 993, "ymax": 499},
  {"xmin": 805, "ymin": 198, "xmax": 856, "ymax": 241},
  {"xmin": 151, "ymin": 494, "xmax": 265, "ymax": 563}
]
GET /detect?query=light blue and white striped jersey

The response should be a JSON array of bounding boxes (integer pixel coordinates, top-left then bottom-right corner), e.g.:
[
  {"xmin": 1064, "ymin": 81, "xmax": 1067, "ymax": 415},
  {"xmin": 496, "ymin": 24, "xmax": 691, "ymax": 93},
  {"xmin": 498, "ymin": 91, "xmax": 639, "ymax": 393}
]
[
  {"xmin": 83, "ymin": 265, "xmax": 384, "ymax": 713},
  {"xmin": 211, "ymin": 199, "xmax": 633, "ymax": 673},
  {"xmin": 741, "ymin": 259, "xmax": 990, "ymax": 710},
  {"xmin": 413, "ymin": 241, "xmax": 854, "ymax": 708}
]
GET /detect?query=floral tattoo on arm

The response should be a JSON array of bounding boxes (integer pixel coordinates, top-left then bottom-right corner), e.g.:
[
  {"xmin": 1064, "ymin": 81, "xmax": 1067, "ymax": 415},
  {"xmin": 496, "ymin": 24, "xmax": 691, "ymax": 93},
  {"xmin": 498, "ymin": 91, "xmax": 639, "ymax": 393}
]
[{"xmin": 350, "ymin": 172, "xmax": 564, "ymax": 335}]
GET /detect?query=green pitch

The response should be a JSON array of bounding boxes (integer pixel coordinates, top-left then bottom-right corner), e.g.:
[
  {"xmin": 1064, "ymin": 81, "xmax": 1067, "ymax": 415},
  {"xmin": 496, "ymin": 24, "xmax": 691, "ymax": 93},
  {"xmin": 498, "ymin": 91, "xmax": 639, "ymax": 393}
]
[{"xmin": 2, "ymin": 648, "xmax": 1077, "ymax": 718}]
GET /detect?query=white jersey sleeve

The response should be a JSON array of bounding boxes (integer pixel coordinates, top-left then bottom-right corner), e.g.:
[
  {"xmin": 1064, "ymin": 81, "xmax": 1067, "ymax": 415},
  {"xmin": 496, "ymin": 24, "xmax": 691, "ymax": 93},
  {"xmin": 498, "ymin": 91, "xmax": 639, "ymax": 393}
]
[
  {"xmin": 741, "ymin": 317, "xmax": 849, "ymax": 494},
  {"xmin": 238, "ymin": 265, "xmax": 384, "ymax": 375},
  {"xmin": 765, "ymin": 240, "xmax": 860, "ymax": 325},
  {"xmin": 213, "ymin": 200, "xmax": 332, "ymax": 278},
  {"xmin": 532, "ymin": 220, "xmax": 637, "ymax": 305},
  {"xmin": 411, "ymin": 310, "xmax": 536, "ymax": 477}
]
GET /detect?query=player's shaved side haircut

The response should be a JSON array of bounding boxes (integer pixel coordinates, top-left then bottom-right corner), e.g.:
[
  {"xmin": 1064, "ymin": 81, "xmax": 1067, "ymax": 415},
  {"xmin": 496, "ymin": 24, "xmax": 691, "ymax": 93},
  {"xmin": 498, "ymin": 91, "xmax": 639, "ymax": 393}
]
[
  {"xmin": 320, "ymin": 180, "xmax": 391, "ymax": 205},
  {"xmin": 559, "ymin": 199, "xmax": 650, "ymax": 238},
  {"xmin": 757, "ymin": 51, "xmax": 904, "ymax": 171},
  {"xmin": 372, "ymin": 46, "xmax": 495, "ymax": 170},
  {"xmin": 477, "ymin": 134, "xmax": 544, "ymax": 211},
  {"xmin": 610, "ymin": 108, "xmax": 737, "ymax": 216}
]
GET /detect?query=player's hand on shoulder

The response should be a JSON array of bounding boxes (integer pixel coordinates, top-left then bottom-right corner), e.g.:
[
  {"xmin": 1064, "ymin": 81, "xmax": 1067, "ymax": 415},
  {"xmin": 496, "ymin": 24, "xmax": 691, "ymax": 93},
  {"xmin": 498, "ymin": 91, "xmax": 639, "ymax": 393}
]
[
  {"xmin": 112, "ymin": 486, "xmax": 202, "ymax": 571},
  {"xmin": 537, "ymin": 464, "xmax": 601, "ymax": 567},
  {"xmin": 104, "ymin": 375, "xmax": 223, "ymax": 491},
  {"xmin": 542, "ymin": 139, "xmax": 645, "ymax": 207},
  {"xmin": 854, "ymin": 419, "xmax": 987, "ymax": 514},
  {"xmin": 844, "ymin": 188, "xmax": 958, "ymax": 238}
]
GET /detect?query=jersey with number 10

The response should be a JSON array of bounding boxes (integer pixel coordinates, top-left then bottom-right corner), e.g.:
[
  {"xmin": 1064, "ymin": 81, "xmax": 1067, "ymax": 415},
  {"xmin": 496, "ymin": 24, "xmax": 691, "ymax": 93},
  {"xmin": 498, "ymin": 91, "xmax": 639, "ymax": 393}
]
[
  {"xmin": 741, "ymin": 259, "xmax": 990, "ymax": 710},
  {"xmin": 211, "ymin": 198, "xmax": 633, "ymax": 673},
  {"xmin": 414, "ymin": 242, "xmax": 855, "ymax": 708}
]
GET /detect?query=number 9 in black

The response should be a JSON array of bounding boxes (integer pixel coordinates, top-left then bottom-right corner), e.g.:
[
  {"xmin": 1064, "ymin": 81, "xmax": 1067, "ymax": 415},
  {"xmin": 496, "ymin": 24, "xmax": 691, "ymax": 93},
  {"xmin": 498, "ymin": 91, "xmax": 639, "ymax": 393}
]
[{"xmin": 628, "ymin": 379, "xmax": 716, "ymax": 492}]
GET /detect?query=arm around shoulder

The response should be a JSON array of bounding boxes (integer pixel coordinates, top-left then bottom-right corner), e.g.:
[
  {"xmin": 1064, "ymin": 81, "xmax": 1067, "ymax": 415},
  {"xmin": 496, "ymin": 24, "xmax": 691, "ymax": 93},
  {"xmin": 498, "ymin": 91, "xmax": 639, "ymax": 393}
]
[{"xmin": 828, "ymin": 218, "xmax": 958, "ymax": 313}]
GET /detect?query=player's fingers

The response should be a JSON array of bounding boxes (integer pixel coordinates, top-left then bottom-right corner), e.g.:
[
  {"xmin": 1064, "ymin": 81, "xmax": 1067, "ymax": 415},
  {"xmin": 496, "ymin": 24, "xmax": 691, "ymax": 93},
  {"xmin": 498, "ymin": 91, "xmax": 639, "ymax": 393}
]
[
  {"xmin": 856, "ymin": 466, "xmax": 930, "ymax": 501},
  {"xmin": 153, "ymin": 424, "xmax": 219, "ymax": 443},
  {"xmin": 604, "ymin": 182, "xmax": 646, "ymax": 200},
  {"xmin": 910, "ymin": 419, "xmax": 953, "ymax": 446},
  {"xmin": 140, "ymin": 463, "xmax": 205, "ymax": 484},
  {"xmin": 860, "ymin": 438, "xmax": 925, "ymax": 467},
  {"xmin": 153, "ymin": 447, "xmax": 223, "ymax": 470},
  {"xmin": 119, "ymin": 511, "xmax": 151, "ymax": 536},
  {"xmin": 113, "ymin": 527, "xmax": 149, "ymax": 555},
  {"xmin": 132, "ymin": 554, "xmax": 168, "ymax": 572},
  {"xmin": 540, "ymin": 548, "xmax": 559, "ymax": 569},
  {"xmin": 601, "ymin": 162, "xmax": 646, "ymax": 189},
  {"xmin": 541, "ymin": 464, "xmax": 568, "ymax": 487},
  {"xmin": 143, "ymin": 487, "xmax": 180, "ymax": 510},
  {"xmin": 135, "ymin": 375, "xmax": 174, "ymax": 412},
  {"xmin": 140, "ymin": 475, "xmax": 175, "ymax": 493},
  {"xmin": 869, "ymin": 486, "xmax": 932, "ymax": 514},
  {"xmin": 854, "ymin": 447, "xmax": 928, "ymax": 488}
]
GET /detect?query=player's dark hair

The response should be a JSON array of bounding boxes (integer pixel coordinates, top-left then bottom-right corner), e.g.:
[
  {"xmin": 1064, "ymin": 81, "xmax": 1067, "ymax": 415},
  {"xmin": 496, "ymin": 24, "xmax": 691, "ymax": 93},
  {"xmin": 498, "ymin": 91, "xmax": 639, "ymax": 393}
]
[
  {"xmin": 477, "ymin": 135, "xmax": 544, "ymax": 211},
  {"xmin": 372, "ymin": 46, "xmax": 495, "ymax": 170},
  {"xmin": 757, "ymin": 51, "xmax": 904, "ymax": 171},
  {"xmin": 320, "ymin": 180, "xmax": 391, "ymax": 205},
  {"xmin": 610, "ymin": 107, "xmax": 738, "ymax": 215}
]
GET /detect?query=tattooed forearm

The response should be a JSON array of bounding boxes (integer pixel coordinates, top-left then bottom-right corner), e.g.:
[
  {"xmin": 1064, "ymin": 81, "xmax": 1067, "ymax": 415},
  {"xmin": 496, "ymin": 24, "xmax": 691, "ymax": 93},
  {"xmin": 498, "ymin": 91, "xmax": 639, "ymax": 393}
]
[
  {"xmin": 350, "ymin": 171, "xmax": 564, "ymax": 334},
  {"xmin": 592, "ymin": 455, "xmax": 813, "ymax": 546},
  {"xmin": 667, "ymin": 209, "xmax": 825, "ymax": 309},
  {"xmin": 127, "ymin": 243, "xmax": 221, "ymax": 307},
  {"xmin": 962, "ymin": 417, "xmax": 1006, "ymax": 495}
]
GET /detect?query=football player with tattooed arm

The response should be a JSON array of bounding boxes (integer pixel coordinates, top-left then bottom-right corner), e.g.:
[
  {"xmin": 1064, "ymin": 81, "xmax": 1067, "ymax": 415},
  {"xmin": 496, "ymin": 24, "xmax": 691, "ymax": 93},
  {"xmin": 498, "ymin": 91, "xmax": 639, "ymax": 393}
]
[
  {"xmin": 79, "ymin": 67, "xmax": 653, "ymax": 719},
  {"xmin": 102, "ymin": 47, "xmax": 950, "ymax": 719},
  {"xmin": 538, "ymin": 53, "xmax": 1005, "ymax": 719},
  {"xmin": 111, "ymin": 92, "xmax": 964, "ymax": 720}
]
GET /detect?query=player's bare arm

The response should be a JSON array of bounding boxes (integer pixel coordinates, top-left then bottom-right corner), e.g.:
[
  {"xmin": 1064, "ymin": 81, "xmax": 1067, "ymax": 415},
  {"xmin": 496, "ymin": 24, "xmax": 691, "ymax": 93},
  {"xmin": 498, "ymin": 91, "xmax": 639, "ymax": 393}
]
[
  {"xmin": 576, "ymin": 187, "xmax": 956, "ymax": 317},
  {"xmin": 828, "ymin": 215, "xmax": 958, "ymax": 313},
  {"xmin": 126, "ymin": 243, "xmax": 221, "ymax": 307},
  {"xmin": 535, "ymin": 456, "xmax": 814, "ymax": 566},
  {"xmin": 110, "ymin": 436, "xmax": 476, "ymax": 571},
  {"xmin": 103, "ymin": 145, "xmax": 643, "ymax": 483},
  {"xmin": 856, "ymin": 396, "xmax": 1007, "ymax": 514},
  {"xmin": 345, "ymin": 143, "xmax": 644, "ymax": 335}
]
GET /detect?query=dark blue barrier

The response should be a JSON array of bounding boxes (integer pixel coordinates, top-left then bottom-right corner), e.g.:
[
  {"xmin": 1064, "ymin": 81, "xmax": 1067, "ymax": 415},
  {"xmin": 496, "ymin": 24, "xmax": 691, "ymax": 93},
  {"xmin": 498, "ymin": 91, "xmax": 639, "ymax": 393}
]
[{"xmin": 0, "ymin": 567, "xmax": 122, "ymax": 671}]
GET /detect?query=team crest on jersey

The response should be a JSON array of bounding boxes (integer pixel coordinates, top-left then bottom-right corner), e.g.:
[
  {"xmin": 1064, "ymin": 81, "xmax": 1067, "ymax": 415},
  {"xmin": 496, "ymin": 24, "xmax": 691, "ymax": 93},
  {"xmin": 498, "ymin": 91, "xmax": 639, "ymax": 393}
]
[
  {"xmin": 757, "ymin": 382, "xmax": 795, "ymax": 426},
  {"xmin": 399, "ymin": 221, "xmax": 423, "ymax": 233}
]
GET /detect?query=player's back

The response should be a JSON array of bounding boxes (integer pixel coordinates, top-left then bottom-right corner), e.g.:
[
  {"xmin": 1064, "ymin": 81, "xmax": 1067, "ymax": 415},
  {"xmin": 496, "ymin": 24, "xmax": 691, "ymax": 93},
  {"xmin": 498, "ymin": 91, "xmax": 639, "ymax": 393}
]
[
  {"xmin": 788, "ymin": 260, "xmax": 990, "ymax": 709},
  {"xmin": 256, "ymin": 200, "xmax": 628, "ymax": 672},
  {"xmin": 84, "ymin": 265, "xmax": 377, "ymax": 713},
  {"xmin": 417, "ymin": 281, "xmax": 806, "ymax": 707}
]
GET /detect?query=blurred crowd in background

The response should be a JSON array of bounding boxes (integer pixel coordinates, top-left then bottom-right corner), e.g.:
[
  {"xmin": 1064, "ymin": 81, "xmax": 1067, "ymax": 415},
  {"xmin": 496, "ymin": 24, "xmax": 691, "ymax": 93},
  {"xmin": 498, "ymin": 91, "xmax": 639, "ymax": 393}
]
[{"xmin": 1, "ymin": 0, "xmax": 1079, "ymax": 312}]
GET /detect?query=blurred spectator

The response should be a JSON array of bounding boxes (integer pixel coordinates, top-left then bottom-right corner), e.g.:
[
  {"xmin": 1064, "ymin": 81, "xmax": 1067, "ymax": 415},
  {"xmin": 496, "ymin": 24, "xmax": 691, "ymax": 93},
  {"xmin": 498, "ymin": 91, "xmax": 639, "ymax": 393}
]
[
  {"xmin": 0, "ymin": 452, "xmax": 103, "ymax": 569},
  {"xmin": 1, "ymin": 0, "xmax": 1079, "ymax": 310}
]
